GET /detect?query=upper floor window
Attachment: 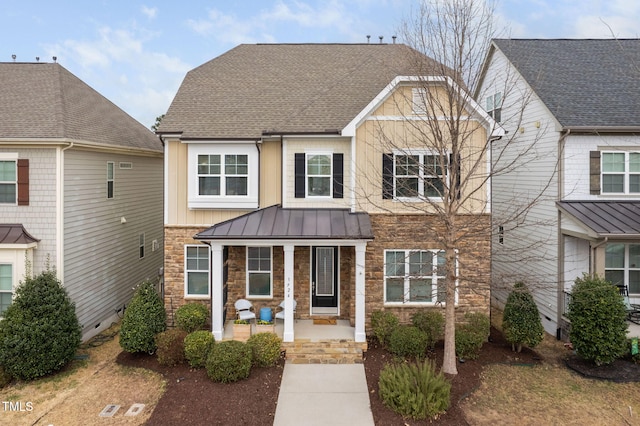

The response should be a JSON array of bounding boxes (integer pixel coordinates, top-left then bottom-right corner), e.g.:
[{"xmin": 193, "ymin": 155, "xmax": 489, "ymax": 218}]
[
  {"xmin": 601, "ymin": 152, "xmax": 640, "ymax": 194},
  {"xmin": 139, "ymin": 233, "xmax": 145, "ymax": 259},
  {"xmin": 605, "ymin": 243, "xmax": 640, "ymax": 294},
  {"xmin": 246, "ymin": 247, "xmax": 272, "ymax": 298},
  {"xmin": 383, "ymin": 152, "xmax": 448, "ymax": 200},
  {"xmin": 486, "ymin": 92, "xmax": 502, "ymax": 122},
  {"xmin": 185, "ymin": 245, "xmax": 209, "ymax": 298},
  {"xmin": 384, "ymin": 249, "xmax": 451, "ymax": 304},
  {"xmin": 107, "ymin": 162, "xmax": 115, "ymax": 199},
  {"xmin": 188, "ymin": 143, "xmax": 258, "ymax": 209},
  {"xmin": 294, "ymin": 152, "xmax": 343, "ymax": 199},
  {"xmin": 0, "ymin": 161, "xmax": 16, "ymax": 204}
]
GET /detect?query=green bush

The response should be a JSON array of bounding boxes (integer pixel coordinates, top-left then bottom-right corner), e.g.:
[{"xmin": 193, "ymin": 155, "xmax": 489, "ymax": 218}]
[
  {"xmin": 388, "ymin": 326, "xmax": 428, "ymax": 358},
  {"xmin": 412, "ymin": 311, "xmax": 445, "ymax": 350},
  {"xmin": 370, "ymin": 310, "xmax": 399, "ymax": 347},
  {"xmin": 455, "ymin": 312, "xmax": 490, "ymax": 360},
  {"xmin": 247, "ymin": 332, "xmax": 282, "ymax": 367},
  {"xmin": 175, "ymin": 303, "xmax": 208, "ymax": 333},
  {"xmin": 155, "ymin": 329, "xmax": 187, "ymax": 366},
  {"xmin": 0, "ymin": 366, "xmax": 12, "ymax": 388},
  {"xmin": 568, "ymin": 274, "xmax": 627, "ymax": 365},
  {"xmin": 184, "ymin": 330, "xmax": 215, "ymax": 368},
  {"xmin": 0, "ymin": 269, "xmax": 81, "ymax": 381},
  {"xmin": 206, "ymin": 340, "xmax": 252, "ymax": 383},
  {"xmin": 502, "ymin": 282, "xmax": 544, "ymax": 352},
  {"xmin": 120, "ymin": 280, "xmax": 166, "ymax": 354},
  {"xmin": 378, "ymin": 359, "xmax": 450, "ymax": 420},
  {"xmin": 464, "ymin": 312, "xmax": 490, "ymax": 339}
]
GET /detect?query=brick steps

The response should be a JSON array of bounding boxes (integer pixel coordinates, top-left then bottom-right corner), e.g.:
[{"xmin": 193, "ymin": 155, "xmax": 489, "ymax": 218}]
[{"xmin": 281, "ymin": 339, "xmax": 367, "ymax": 364}]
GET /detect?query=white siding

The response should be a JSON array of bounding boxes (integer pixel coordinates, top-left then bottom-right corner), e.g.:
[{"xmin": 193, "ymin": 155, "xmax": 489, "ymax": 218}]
[
  {"xmin": 562, "ymin": 235, "xmax": 589, "ymax": 291},
  {"xmin": 64, "ymin": 149, "xmax": 163, "ymax": 338},
  {"xmin": 480, "ymin": 48, "xmax": 561, "ymax": 335}
]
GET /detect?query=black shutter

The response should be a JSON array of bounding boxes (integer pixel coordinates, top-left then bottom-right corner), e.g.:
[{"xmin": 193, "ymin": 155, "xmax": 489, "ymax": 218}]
[
  {"xmin": 382, "ymin": 153, "xmax": 394, "ymax": 199},
  {"xmin": 590, "ymin": 151, "xmax": 601, "ymax": 195},
  {"xmin": 449, "ymin": 153, "xmax": 461, "ymax": 199},
  {"xmin": 294, "ymin": 153, "xmax": 305, "ymax": 198},
  {"xmin": 17, "ymin": 159, "xmax": 29, "ymax": 206},
  {"xmin": 333, "ymin": 153, "xmax": 343, "ymax": 198}
]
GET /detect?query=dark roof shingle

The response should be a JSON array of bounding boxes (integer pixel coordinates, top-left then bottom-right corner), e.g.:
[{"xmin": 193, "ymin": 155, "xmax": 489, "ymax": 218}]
[{"xmin": 493, "ymin": 39, "xmax": 640, "ymax": 128}]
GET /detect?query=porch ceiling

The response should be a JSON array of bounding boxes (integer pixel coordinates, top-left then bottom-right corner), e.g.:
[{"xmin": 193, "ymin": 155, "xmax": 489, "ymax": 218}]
[
  {"xmin": 557, "ymin": 200, "xmax": 640, "ymax": 238},
  {"xmin": 194, "ymin": 204, "xmax": 374, "ymax": 241}
]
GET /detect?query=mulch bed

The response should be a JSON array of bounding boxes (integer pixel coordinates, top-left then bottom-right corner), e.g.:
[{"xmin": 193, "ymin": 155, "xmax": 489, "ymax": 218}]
[{"xmin": 116, "ymin": 327, "xmax": 640, "ymax": 425}]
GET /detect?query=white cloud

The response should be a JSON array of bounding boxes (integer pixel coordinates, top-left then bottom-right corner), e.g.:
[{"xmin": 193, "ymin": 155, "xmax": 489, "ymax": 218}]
[{"xmin": 141, "ymin": 6, "xmax": 157, "ymax": 20}]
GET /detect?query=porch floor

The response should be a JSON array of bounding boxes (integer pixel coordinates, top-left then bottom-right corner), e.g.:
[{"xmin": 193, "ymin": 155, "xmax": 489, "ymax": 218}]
[
  {"xmin": 222, "ymin": 319, "xmax": 356, "ymax": 341},
  {"xmin": 628, "ymin": 321, "xmax": 640, "ymax": 338}
]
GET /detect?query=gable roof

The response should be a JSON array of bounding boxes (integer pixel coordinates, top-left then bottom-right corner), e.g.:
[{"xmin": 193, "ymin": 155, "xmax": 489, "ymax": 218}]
[
  {"xmin": 490, "ymin": 39, "xmax": 640, "ymax": 128},
  {"xmin": 0, "ymin": 62, "xmax": 162, "ymax": 152},
  {"xmin": 158, "ymin": 43, "xmax": 439, "ymax": 139}
]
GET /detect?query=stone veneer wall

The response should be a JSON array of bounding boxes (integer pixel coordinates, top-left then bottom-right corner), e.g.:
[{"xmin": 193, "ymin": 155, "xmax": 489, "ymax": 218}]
[{"xmin": 364, "ymin": 214, "xmax": 491, "ymax": 331}]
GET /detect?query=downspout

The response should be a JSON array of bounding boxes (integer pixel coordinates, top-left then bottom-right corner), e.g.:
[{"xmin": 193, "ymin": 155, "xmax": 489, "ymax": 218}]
[
  {"xmin": 57, "ymin": 141, "xmax": 74, "ymax": 282},
  {"xmin": 255, "ymin": 139, "xmax": 262, "ymax": 208},
  {"xmin": 556, "ymin": 129, "xmax": 570, "ymax": 339}
]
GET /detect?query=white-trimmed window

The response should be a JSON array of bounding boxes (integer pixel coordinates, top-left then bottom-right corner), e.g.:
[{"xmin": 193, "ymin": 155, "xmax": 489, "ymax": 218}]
[
  {"xmin": 0, "ymin": 264, "xmax": 12, "ymax": 315},
  {"xmin": 0, "ymin": 160, "xmax": 17, "ymax": 204},
  {"xmin": 605, "ymin": 243, "xmax": 640, "ymax": 294},
  {"xmin": 107, "ymin": 162, "xmax": 115, "ymax": 199},
  {"xmin": 306, "ymin": 153, "xmax": 332, "ymax": 197},
  {"xmin": 601, "ymin": 152, "xmax": 640, "ymax": 194},
  {"xmin": 247, "ymin": 247, "xmax": 272, "ymax": 297},
  {"xmin": 188, "ymin": 143, "xmax": 258, "ymax": 209},
  {"xmin": 139, "ymin": 233, "xmax": 145, "ymax": 259},
  {"xmin": 391, "ymin": 152, "xmax": 447, "ymax": 199},
  {"xmin": 384, "ymin": 249, "xmax": 449, "ymax": 304},
  {"xmin": 185, "ymin": 245, "xmax": 210, "ymax": 297},
  {"xmin": 486, "ymin": 92, "xmax": 502, "ymax": 122}
]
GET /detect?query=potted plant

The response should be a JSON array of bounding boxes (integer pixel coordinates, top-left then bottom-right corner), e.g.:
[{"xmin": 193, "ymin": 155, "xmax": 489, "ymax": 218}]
[
  {"xmin": 232, "ymin": 319, "xmax": 251, "ymax": 342},
  {"xmin": 255, "ymin": 319, "xmax": 275, "ymax": 334}
]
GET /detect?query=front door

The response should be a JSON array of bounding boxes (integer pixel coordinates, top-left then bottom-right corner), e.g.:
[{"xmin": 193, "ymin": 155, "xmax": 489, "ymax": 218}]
[{"xmin": 311, "ymin": 246, "xmax": 338, "ymax": 313}]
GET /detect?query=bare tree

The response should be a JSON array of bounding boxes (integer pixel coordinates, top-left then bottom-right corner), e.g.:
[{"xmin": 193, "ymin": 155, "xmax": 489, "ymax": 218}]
[{"xmin": 357, "ymin": 0, "xmax": 555, "ymax": 375}]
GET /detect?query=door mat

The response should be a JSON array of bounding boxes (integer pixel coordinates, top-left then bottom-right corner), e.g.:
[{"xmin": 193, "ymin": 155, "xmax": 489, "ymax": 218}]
[{"xmin": 313, "ymin": 317, "xmax": 337, "ymax": 325}]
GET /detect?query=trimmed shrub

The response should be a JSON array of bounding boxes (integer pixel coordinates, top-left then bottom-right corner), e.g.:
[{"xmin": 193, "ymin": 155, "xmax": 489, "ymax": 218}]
[
  {"xmin": 0, "ymin": 269, "xmax": 81, "ymax": 381},
  {"xmin": 206, "ymin": 340, "xmax": 252, "ymax": 383},
  {"xmin": 175, "ymin": 303, "xmax": 208, "ymax": 333},
  {"xmin": 371, "ymin": 310, "xmax": 399, "ymax": 347},
  {"xmin": 120, "ymin": 280, "xmax": 166, "ymax": 354},
  {"xmin": 247, "ymin": 332, "xmax": 282, "ymax": 367},
  {"xmin": 568, "ymin": 274, "xmax": 627, "ymax": 365},
  {"xmin": 388, "ymin": 326, "xmax": 428, "ymax": 359},
  {"xmin": 412, "ymin": 311, "xmax": 445, "ymax": 350},
  {"xmin": 155, "ymin": 329, "xmax": 188, "ymax": 366},
  {"xmin": 0, "ymin": 366, "xmax": 12, "ymax": 389},
  {"xmin": 464, "ymin": 312, "xmax": 490, "ymax": 339},
  {"xmin": 378, "ymin": 359, "xmax": 450, "ymax": 420},
  {"xmin": 455, "ymin": 312, "xmax": 490, "ymax": 360},
  {"xmin": 184, "ymin": 330, "xmax": 215, "ymax": 368},
  {"xmin": 503, "ymin": 282, "xmax": 544, "ymax": 352}
]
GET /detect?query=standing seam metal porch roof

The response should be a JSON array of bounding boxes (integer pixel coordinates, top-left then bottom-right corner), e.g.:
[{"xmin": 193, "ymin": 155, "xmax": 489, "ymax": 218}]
[
  {"xmin": 557, "ymin": 200, "xmax": 640, "ymax": 237},
  {"xmin": 0, "ymin": 224, "xmax": 40, "ymax": 245},
  {"xmin": 194, "ymin": 205, "xmax": 374, "ymax": 241}
]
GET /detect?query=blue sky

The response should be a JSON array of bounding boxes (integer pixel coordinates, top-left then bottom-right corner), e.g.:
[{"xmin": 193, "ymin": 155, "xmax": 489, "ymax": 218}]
[{"xmin": 2, "ymin": 0, "xmax": 639, "ymax": 129}]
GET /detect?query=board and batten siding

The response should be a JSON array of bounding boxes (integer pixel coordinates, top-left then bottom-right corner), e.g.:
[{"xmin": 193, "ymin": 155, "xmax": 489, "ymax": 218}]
[
  {"xmin": 63, "ymin": 149, "xmax": 163, "ymax": 339},
  {"xmin": 481, "ymin": 47, "xmax": 560, "ymax": 335},
  {"xmin": 0, "ymin": 146, "xmax": 58, "ymax": 272}
]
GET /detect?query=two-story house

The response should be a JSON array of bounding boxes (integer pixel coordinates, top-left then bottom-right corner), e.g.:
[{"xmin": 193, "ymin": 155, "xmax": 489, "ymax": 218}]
[
  {"xmin": 158, "ymin": 43, "xmax": 500, "ymax": 344},
  {"xmin": 476, "ymin": 39, "xmax": 640, "ymax": 339},
  {"xmin": 0, "ymin": 62, "xmax": 164, "ymax": 341}
]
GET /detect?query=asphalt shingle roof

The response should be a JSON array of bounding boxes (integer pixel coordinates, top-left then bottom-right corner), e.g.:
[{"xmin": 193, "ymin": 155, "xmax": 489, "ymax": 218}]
[
  {"xmin": 158, "ymin": 43, "xmax": 437, "ymax": 139},
  {"xmin": 557, "ymin": 200, "xmax": 640, "ymax": 237},
  {"xmin": 493, "ymin": 39, "xmax": 640, "ymax": 128},
  {"xmin": 0, "ymin": 62, "xmax": 162, "ymax": 152}
]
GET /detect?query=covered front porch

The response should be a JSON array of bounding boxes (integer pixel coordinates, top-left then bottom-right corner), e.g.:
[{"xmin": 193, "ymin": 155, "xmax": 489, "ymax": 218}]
[{"xmin": 194, "ymin": 205, "xmax": 374, "ymax": 343}]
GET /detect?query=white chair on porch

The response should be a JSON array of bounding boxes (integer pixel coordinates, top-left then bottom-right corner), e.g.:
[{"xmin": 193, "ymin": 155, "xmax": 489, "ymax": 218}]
[
  {"xmin": 234, "ymin": 299, "xmax": 257, "ymax": 324},
  {"xmin": 275, "ymin": 299, "xmax": 297, "ymax": 323}
]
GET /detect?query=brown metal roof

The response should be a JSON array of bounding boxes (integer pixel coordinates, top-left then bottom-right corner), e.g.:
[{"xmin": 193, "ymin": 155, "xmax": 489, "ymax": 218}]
[
  {"xmin": 194, "ymin": 205, "xmax": 373, "ymax": 241},
  {"xmin": 0, "ymin": 224, "xmax": 40, "ymax": 245},
  {"xmin": 158, "ymin": 43, "xmax": 443, "ymax": 139},
  {"xmin": 557, "ymin": 200, "xmax": 640, "ymax": 237},
  {"xmin": 0, "ymin": 62, "xmax": 162, "ymax": 152}
]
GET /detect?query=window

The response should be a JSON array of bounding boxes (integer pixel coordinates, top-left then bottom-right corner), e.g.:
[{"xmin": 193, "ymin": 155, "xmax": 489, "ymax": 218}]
[
  {"xmin": 384, "ymin": 249, "xmax": 448, "ymax": 304},
  {"xmin": 605, "ymin": 243, "xmax": 640, "ymax": 294},
  {"xmin": 107, "ymin": 162, "xmax": 114, "ymax": 199},
  {"xmin": 139, "ymin": 233, "xmax": 145, "ymax": 259},
  {"xmin": 185, "ymin": 245, "xmax": 209, "ymax": 297},
  {"xmin": 383, "ymin": 152, "xmax": 447, "ymax": 200},
  {"xmin": 486, "ymin": 92, "xmax": 502, "ymax": 122},
  {"xmin": 246, "ymin": 247, "xmax": 272, "ymax": 297},
  {"xmin": 601, "ymin": 152, "xmax": 640, "ymax": 194},
  {"xmin": 294, "ymin": 152, "xmax": 344, "ymax": 199},
  {"xmin": 0, "ymin": 264, "xmax": 12, "ymax": 315},
  {"xmin": 307, "ymin": 154, "xmax": 332, "ymax": 197},
  {"xmin": 498, "ymin": 226, "xmax": 504, "ymax": 245},
  {"xmin": 188, "ymin": 144, "xmax": 258, "ymax": 209},
  {"xmin": 0, "ymin": 161, "xmax": 16, "ymax": 204}
]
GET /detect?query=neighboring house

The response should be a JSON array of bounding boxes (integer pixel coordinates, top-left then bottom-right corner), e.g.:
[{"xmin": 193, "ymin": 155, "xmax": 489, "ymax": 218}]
[
  {"xmin": 157, "ymin": 43, "xmax": 500, "ymax": 343},
  {"xmin": 0, "ymin": 62, "xmax": 164, "ymax": 341},
  {"xmin": 476, "ymin": 39, "xmax": 640, "ymax": 338}
]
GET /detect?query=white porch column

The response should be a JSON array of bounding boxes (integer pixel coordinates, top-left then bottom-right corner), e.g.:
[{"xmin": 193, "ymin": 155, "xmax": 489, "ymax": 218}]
[
  {"xmin": 210, "ymin": 243, "xmax": 224, "ymax": 341},
  {"xmin": 355, "ymin": 243, "xmax": 367, "ymax": 342},
  {"xmin": 283, "ymin": 244, "xmax": 295, "ymax": 342}
]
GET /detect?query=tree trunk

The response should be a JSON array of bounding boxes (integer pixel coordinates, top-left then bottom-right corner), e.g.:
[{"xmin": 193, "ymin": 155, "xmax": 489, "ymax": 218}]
[{"xmin": 442, "ymin": 246, "xmax": 458, "ymax": 375}]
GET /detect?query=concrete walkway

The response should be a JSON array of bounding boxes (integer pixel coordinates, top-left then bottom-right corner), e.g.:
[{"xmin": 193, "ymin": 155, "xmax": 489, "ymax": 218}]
[{"xmin": 273, "ymin": 363, "xmax": 375, "ymax": 426}]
